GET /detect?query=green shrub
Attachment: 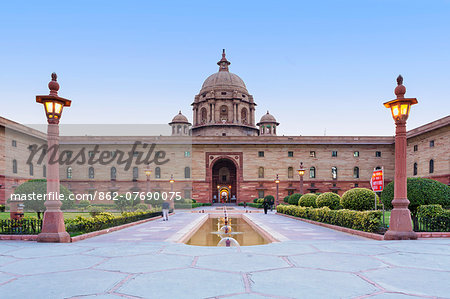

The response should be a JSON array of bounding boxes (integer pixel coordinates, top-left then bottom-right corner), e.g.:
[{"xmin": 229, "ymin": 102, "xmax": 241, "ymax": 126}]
[
  {"xmin": 417, "ymin": 205, "xmax": 450, "ymax": 232},
  {"xmin": 134, "ymin": 203, "xmax": 149, "ymax": 211},
  {"xmin": 283, "ymin": 195, "xmax": 290, "ymax": 203},
  {"xmin": 257, "ymin": 198, "xmax": 264, "ymax": 204},
  {"xmin": 316, "ymin": 192, "xmax": 341, "ymax": 210},
  {"xmin": 264, "ymin": 195, "xmax": 275, "ymax": 205},
  {"xmin": 77, "ymin": 200, "xmax": 91, "ymax": 211},
  {"xmin": 299, "ymin": 193, "xmax": 318, "ymax": 208},
  {"xmin": 288, "ymin": 193, "xmax": 302, "ymax": 205},
  {"xmin": 253, "ymin": 198, "xmax": 259, "ymax": 203},
  {"xmin": 191, "ymin": 199, "xmax": 196, "ymax": 203},
  {"xmin": 381, "ymin": 178, "xmax": 450, "ymax": 215},
  {"xmin": 88, "ymin": 206, "xmax": 104, "ymax": 217},
  {"xmin": 0, "ymin": 205, "xmax": 5, "ymax": 212},
  {"xmin": 248, "ymin": 203, "xmax": 263, "ymax": 208},
  {"xmin": 277, "ymin": 205, "xmax": 382, "ymax": 233},
  {"xmin": 341, "ymin": 188, "xmax": 378, "ymax": 211}
]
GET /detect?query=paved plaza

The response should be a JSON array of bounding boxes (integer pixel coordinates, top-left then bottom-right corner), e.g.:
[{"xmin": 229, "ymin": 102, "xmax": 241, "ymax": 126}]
[{"xmin": 0, "ymin": 209, "xmax": 449, "ymax": 299}]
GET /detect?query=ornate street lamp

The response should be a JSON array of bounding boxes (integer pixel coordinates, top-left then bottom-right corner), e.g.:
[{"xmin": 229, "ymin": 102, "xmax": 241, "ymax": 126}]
[
  {"xmin": 144, "ymin": 166, "xmax": 152, "ymax": 193},
  {"xmin": 36, "ymin": 73, "xmax": 71, "ymax": 243},
  {"xmin": 274, "ymin": 174, "xmax": 280, "ymax": 207},
  {"xmin": 383, "ymin": 75, "xmax": 418, "ymax": 240},
  {"xmin": 297, "ymin": 162, "xmax": 305, "ymax": 195}
]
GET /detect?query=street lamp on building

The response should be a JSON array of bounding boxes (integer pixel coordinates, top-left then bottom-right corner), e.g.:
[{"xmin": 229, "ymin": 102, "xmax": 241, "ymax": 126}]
[
  {"xmin": 383, "ymin": 75, "xmax": 418, "ymax": 240},
  {"xmin": 144, "ymin": 166, "xmax": 152, "ymax": 193},
  {"xmin": 274, "ymin": 174, "xmax": 280, "ymax": 207},
  {"xmin": 36, "ymin": 73, "xmax": 71, "ymax": 243},
  {"xmin": 297, "ymin": 162, "xmax": 305, "ymax": 195}
]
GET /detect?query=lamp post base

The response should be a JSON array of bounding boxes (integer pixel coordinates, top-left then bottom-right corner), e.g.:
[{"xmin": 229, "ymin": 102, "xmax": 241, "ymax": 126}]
[
  {"xmin": 384, "ymin": 230, "xmax": 418, "ymax": 240},
  {"xmin": 384, "ymin": 207, "xmax": 418, "ymax": 240},
  {"xmin": 37, "ymin": 210, "xmax": 71, "ymax": 243}
]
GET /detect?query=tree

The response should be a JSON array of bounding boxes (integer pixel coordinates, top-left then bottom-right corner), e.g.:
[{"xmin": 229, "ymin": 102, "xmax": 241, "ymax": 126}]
[{"xmin": 11, "ymin": 179, "xmax": 74, "ymax": 217}]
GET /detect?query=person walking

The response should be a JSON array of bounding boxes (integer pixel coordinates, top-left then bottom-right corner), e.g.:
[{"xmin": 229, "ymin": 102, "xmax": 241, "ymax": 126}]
[
  {"xmin": 263, "ymin": 199, "xmax": 269, "ymax": 214},
  {"xmin": 162, "ymin": 200, "xmax": 170, "ymax": 221}
]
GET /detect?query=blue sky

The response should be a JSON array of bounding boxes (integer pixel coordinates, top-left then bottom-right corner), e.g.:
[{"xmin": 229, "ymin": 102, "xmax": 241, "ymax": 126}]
[{"xmin": 1, "ymin": 0, "xmax": 449, "ymax": 136}]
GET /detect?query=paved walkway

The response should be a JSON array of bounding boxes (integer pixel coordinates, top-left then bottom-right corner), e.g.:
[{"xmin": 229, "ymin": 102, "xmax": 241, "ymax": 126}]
[{"xmin": 0, "ymin": 208, "xmax": 449, "ymax": 298}]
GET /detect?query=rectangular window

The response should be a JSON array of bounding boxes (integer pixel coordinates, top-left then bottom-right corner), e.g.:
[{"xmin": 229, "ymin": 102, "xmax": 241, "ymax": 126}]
[
  {"xmin": 133, "ymin": 151, "xmax": 139, "ymax": 157},
  {"xmin": 375, "ymin": 151, "xmax": 382, "ymax": 157},
  {"xmin": 353, "ymin": 151, "xmax": 359, "ymax": 157},
  {"xmin": 88, "ymin": 151, "xmax": 95, "ymax": 157},
  {"xmin": 258, "ymin": 190, "xmax": 265, "ymax": 198},
  {"xmin": 413, "ymin": 145, "xmax": 418, "ymax": 152},
  {"xmin": 310, "ymin": 151, "xmax": 316, "ymax": 158},
  {"xmin": 184, "ymin": 151, "xmax": 190, "ymax": 157},
  {"xmin": 332, "ymin": 151, "xmax": 338, "ymax": 157},
  {"xmin": 12, "ymin": 140, "xmax": 17, "ymax": 147},
  {"xmin": 429, "ymin": 140, "xmax": 434, "ymax": 147},
  {"xmin": 354, "ymin": 183, "xmax": 359, "ymax": 187},
  {"xmin": 258, "ymin": 151, "xmax": 264, "ymax": 157},
  {"xmin": 288, "ymin": 151, "xmax": 294, "ymax": 157}
]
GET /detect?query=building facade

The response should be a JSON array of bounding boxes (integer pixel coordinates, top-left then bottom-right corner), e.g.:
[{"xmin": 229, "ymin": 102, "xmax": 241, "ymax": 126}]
[{"xmin": 1, "ymin": 51, "xmax": 449, "ymax": 205}]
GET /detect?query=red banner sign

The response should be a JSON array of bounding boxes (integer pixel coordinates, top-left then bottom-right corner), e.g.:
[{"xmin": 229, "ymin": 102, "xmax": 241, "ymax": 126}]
[{"xmin": 370, "ymin": 168, "xmax": 384, "ymax": 192}]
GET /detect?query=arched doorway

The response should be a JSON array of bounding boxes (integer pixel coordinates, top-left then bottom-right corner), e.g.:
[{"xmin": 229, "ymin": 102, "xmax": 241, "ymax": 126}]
[{"xmin": 211, "ymin": 158, "xmax": 237, "ymax": 204}]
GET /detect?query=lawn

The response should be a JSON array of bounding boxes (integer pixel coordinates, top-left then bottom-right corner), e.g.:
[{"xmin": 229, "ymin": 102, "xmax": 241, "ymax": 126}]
[{"xmin": 0, "ymin": 212, "xmax": 121, "ymax": 220}]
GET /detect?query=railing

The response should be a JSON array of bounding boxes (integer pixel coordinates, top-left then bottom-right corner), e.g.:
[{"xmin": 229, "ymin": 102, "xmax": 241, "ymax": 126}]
[
  {"xmin": 0, "ymin": 219, "xmax": 43, "ymax": 235},
  {"xmin": 414, "ymin": 216, "xmax": 450, "ymax": 232}
]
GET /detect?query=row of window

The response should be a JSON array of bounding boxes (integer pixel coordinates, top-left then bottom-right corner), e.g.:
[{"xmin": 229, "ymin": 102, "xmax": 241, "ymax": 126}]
[
  {"xmin": 67, "ymin": 166, "xmax": 191, "ymax": 180},
  {"xmin": 413, "ymin": 160, "xmax": 434, "ymax": 175},
  {"xmin": 413, "ymin": 140, "xmax": 435, "ymax": 152},
  {"xmin": 258, "ymin": 166, "xmax": 375, "ymax": 179},
  {"xmin": 257, "ymin": 151, "xmax": 382, "ymax": 158},
  {"xmin": 12, "ymin": 160, "xmax": 46, "ymax": 177}
]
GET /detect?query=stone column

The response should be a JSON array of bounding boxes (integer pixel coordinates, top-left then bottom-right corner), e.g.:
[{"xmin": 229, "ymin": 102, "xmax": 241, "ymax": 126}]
[
  {"xmin": 384, "ymin": 120, "xmax": 417, "ymax": 240},
  {"xmin": 37, "ymin": 123, "xmax": 70, "ymax": 243}
]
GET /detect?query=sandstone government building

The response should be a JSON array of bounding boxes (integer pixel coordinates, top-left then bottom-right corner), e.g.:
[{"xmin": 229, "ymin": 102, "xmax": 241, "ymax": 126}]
[{"xmin": 1, "ymin": 51, "xmax": 449, "ymax": 205}]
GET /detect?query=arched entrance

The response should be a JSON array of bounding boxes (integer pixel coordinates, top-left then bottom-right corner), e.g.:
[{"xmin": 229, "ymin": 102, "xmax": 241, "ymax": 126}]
[{"xmin": 211, "ymin": 158, "xmax": 237, "ymax": 204}]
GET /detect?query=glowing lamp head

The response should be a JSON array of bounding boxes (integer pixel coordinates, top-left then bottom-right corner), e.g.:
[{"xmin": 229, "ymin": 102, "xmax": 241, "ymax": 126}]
[
  {"xmin": 297, "ymin": 162, "xmax": 305, "ymax": 177},
  {"xmin": 169, "ymin": 174, "xmax": 174, "ymax": 184},
  {"xmin": 275, "ymin": 174, "xmax": 280, "ymax": 184},
  {"xmin": 36, "ymin": 73, "xmax": 71, "ymax": 124},
  {"xmin": 383, "ymin": 75, "xmax": 417, "ymax": 122},
  {"xmin": 144, "ymin": 168, "xmax": 152, "ymax": 177}
]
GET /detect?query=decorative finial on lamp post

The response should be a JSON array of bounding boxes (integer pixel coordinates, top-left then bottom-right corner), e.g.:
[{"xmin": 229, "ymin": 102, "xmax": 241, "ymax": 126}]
[
  {"xmin": 394, "ymin": 74, "xmax": 406, "ymax": 99},
  {"xmin": 48, "ymin": 72, "xmax": 60, "ymax": 96}
]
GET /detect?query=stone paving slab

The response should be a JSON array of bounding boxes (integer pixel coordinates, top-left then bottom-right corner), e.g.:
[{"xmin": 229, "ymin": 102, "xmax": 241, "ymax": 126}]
[{"xmin": 0, "ymin": 210, "xmax": 448, "ymax": 298}]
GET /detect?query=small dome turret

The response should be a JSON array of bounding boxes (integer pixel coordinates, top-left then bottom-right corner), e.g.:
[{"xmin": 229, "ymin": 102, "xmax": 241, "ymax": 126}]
[
  {"xmin": 257, "ymin": 111, "xmax": 279, "ymax": 136},
  {"xmin": 169, "ymin": 111, "xmax": 191, "ymax": 136}
]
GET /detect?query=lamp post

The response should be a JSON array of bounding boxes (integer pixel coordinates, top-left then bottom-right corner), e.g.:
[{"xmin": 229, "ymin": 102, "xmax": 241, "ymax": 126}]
[
  {"xmin": 144, "ymin": 166, "xmax": 152, "ymax": 193},
  {"xmin": 297, "ymin": 162, "xmax": 305, "ymax": 195},
  {"xmin": 169, "ymin": 174, "xmax": 175, "ymax": 209},
  {"xmin": 36, "ymin": 73, "xmax": 71, "ymax": 243},
  {"xmin": 275, "ymin": 174, "xmax": 280, "ymax": 207},
  {"xmin": 383, "ymin": 75, "xmax": 418, "ymax": 240}
]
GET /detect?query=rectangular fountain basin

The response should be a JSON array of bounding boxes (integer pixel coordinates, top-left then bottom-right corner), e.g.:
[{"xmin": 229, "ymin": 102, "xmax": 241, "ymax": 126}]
[{"xmin": 181, "ymin": 214, "xmax": 275, "ymax": 246}]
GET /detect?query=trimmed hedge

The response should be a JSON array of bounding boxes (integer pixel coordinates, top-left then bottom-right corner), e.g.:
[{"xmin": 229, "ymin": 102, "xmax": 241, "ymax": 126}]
[
  {"xmin": 316, "ymin": 192, "xmax": 341, "ymax": 210},
  {"xmin": 417, "ymin": 205, "xmax": 450, "ymax": 232},
  {"xmin": 283, "ymin": 195, "xmax": 290, "ymax": 203},
  {"xmin": 341, "ymin": 188, "xmax": 378, "ymax": 211},
  {"xmin": 65, "ymin": 210, "xmax": 163, "ymax": 235},
  {"xmin": 264, "ymin": 195, "xmax": 275, "ymax": 205},
  {"xmin": 299, "ymin": 193, "xmax": 318, "ymax": 208},
  {"xmin": 381, "ymin": 178, "xmax": 450, "ymax": 215},
  {"xmin": 288, "ymin": 193, "xmax": 302, "ymax": 205},
  {"xmin": 277, "ymin": 205, "xmax": 382, "ymax": 233}
]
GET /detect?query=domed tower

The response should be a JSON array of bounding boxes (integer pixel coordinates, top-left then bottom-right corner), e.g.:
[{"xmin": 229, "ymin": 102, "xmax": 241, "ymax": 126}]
[
  {"xmin": 191, "ymin": 50, "xmax": 258, "ymax": 136},
  {"xmin": 257, "ymin": 111, "xmax": 279, "ymax": 136},
  {"xmin": 169, "ymin": 111, "xmax": 191, "ymax": 136}
]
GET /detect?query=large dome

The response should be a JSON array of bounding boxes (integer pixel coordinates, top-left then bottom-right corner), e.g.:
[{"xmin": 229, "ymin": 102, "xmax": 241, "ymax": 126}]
[{"xmin": 199, "ymin": 50, "xmax": 248, "ymax": 95}]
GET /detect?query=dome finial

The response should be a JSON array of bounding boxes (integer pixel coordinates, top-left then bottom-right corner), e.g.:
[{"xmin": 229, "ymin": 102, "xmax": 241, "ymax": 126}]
[
  {"xmin": 217, "ymin": 49, "xmax": 230, "ymax": 72},
  {"xmin": 394, "ymin": 74, "xmax": 406, "ymax": 99}
]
